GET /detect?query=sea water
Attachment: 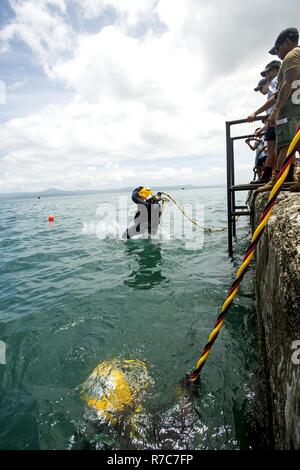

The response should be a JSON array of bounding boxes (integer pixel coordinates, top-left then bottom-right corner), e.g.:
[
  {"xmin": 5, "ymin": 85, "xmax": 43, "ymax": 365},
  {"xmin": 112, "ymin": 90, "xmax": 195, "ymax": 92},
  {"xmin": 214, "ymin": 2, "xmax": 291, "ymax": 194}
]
[{"xmin": 0, "ymin": 187, "xmax": 259, "ymax": 450}]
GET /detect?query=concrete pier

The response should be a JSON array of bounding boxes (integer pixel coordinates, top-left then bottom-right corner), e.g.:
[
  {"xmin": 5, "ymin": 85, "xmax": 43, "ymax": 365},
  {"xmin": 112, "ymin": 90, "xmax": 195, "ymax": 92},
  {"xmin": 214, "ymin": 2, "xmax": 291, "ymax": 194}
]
[{"xmin": 254, "ymin": 192, "xmax": 300, "ymax": 449}]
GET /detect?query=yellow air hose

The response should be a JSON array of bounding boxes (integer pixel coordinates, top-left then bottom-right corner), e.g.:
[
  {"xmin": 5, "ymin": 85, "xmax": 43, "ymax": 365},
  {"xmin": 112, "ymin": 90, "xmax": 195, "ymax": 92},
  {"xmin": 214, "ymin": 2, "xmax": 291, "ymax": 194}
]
[{"xmin": 160, "ymin": 192, "xmax": 227, "ymax": 233}]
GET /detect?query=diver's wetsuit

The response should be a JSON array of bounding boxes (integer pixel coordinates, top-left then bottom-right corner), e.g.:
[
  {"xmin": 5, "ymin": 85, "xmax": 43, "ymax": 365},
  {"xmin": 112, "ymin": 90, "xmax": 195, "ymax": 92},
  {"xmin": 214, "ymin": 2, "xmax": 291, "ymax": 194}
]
[{"xmin": 123, "ymin": 186, "xmax": 162, "ymax": 239}]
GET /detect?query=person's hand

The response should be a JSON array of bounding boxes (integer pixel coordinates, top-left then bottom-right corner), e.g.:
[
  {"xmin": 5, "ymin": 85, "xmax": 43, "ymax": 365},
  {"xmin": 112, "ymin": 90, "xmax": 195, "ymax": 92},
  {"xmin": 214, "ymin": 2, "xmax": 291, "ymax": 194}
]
[
  {"xmin": 247, "ymin": 112, "xmax": 257, "ymax": 123},
  {"xmin": 145, "ymin": 195, "xmax": 155, "ymax": 206},
  {"xmin": 267, "ymin": 108, "xmax": 279, "ymax": 128}
]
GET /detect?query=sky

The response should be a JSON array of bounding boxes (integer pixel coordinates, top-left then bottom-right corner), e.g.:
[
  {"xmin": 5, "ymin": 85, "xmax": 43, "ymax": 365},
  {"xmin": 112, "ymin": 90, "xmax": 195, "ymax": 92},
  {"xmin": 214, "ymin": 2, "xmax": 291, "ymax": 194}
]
[{"xmin": 0, "ymin": 0, "xmax": 299, "ymax": 193}]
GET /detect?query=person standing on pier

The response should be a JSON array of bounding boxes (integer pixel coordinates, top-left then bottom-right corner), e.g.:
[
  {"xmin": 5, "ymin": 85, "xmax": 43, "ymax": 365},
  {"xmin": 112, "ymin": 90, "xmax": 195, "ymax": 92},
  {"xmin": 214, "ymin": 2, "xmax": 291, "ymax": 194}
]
[
  {"xmin": 260, "ymin": 27, "xmax": 300, "ymax": 192},
  {"xmin": 247, "ymin": 61, "xmax": 281, "ymax": 184}
]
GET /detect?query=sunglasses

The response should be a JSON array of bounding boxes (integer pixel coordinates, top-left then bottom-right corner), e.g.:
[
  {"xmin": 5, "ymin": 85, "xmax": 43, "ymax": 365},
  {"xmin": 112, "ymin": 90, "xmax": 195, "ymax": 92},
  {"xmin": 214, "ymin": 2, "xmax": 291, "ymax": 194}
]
[{"xmin": 274, "ymin": 35, "xmax": 296, "ymax": 54}]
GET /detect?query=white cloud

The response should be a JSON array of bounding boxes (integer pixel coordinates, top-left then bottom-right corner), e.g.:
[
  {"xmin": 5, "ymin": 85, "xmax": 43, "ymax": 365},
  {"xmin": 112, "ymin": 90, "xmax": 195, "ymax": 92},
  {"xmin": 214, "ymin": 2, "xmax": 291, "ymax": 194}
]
[
  {"xmin": 210, "ymin": 167, "xmax": 225, "ymax": 174},
  {"xmin": 73, "ymin": 0, "xmax": 159, "ymax": 26},
  {"xmin": 8, "ymin": 78, "xmax": 29, "ymax": 90},
  {"xmin": 0, "ymin": 0, "xmax": 75, "ymax": 74},
  {"xmin": 0, "ymin": 42, "xmax": 9, "ymax": 54}
]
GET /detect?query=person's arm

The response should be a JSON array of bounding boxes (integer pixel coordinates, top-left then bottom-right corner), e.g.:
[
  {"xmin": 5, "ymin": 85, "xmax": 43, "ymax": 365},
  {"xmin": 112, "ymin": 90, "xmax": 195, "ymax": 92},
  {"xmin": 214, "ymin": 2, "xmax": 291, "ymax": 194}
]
[
  {"xmin": 245, "ymin": 139, "xmax": 259, "ymax": 151},
  {"xmin": 246, "ymin": 141, "xmax": 256, "ymax": 151},
  {"xmin": 255, "ymin": 125, "xmax": 266, "ymax": 136},
  {"xmin": 268, "ymin": 65, "xmax": 300, "ymax": 127},
  {"xmin": 247, "ymin": 95, "xmax": 277, "ymax": 122},
  {"xmin": 246, "ymin": 135, "xmax": 260, "ymax": 141}
]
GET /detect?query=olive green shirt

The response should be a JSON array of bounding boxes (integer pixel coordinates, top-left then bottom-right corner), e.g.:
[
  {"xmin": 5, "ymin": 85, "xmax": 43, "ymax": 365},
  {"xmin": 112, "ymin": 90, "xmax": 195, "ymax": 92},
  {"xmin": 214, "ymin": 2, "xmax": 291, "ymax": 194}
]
[{"xmin": 277, "ymin": 46, "xmax": 300, "ymax": 119}]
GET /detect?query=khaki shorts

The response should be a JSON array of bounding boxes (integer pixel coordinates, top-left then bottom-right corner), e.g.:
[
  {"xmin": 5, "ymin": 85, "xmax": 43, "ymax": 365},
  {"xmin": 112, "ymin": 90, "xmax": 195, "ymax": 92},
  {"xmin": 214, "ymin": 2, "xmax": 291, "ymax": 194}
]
[{"xmin": 276, "ymin": 117, "xmax": 300, "ymax": 151}]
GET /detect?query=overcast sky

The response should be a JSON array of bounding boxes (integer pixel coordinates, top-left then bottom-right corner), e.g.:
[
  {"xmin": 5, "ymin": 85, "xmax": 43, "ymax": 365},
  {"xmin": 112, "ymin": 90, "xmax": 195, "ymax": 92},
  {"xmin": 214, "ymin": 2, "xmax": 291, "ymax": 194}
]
[{"xmin": 0, "ymin": 0, "xmax": 299, "ymax": 193}]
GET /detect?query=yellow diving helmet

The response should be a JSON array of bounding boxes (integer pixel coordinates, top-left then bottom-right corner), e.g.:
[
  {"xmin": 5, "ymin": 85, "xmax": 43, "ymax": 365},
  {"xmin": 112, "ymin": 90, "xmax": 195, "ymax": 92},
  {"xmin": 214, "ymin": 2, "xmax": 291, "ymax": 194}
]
[
  {"xmin": 81, "ymin": 358, "xmax": 152, "ymax": 425},
  {"xmin": 138, "ymin": 187, "xmax": 154, "ymax": 201}
]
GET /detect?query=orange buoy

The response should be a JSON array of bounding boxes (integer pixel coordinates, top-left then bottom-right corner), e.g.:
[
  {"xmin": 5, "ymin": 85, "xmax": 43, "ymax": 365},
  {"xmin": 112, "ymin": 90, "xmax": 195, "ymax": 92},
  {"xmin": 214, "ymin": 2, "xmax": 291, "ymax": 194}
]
[{"xmin": 48, "ymin": 214, "xmax": 55, "ymax": 222}]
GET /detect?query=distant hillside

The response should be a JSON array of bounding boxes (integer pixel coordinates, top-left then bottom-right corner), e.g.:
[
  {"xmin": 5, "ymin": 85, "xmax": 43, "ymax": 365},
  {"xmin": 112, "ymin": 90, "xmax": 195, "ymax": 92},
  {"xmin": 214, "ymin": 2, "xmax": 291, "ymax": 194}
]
[{"xmin": 42, "ymin": 187, "xmax": 65, "ymax": 194}]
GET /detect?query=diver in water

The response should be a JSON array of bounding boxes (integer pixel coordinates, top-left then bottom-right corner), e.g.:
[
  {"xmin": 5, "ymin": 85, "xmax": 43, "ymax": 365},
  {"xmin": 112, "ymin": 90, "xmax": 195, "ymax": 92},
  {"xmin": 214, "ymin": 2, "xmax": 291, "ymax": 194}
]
[{"xmin": 123, "ymin": 186, "xmax": 163, "ymax": 240}]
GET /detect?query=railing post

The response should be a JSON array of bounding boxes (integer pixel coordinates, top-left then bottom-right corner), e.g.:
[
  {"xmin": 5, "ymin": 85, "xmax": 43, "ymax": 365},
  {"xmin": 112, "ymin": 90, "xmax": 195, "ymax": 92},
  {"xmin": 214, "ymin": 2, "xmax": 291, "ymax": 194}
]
[
  {"xmin": 225, "ymin": 116, "xmax": 266, "ymax": 257},
  {"xmin": 226, "ymin": 122, "xmax": 233, "ymax": 257},
  {"xmin": 230, "ymin": 139, "xmax": 237, "ymax": 238}
]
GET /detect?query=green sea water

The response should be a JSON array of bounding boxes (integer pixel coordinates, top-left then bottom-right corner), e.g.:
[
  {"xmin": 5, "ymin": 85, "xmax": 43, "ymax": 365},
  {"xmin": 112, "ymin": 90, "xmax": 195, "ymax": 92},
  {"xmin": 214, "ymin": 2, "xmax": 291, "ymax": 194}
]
[{"xmin": 0, "ymin": 187, "xmax": 259, "ymax": 450}]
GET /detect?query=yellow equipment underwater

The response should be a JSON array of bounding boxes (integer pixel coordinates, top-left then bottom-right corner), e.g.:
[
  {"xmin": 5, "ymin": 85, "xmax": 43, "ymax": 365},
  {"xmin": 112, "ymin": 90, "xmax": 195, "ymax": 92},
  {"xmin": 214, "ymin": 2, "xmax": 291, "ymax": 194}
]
[
  {"xmin": 137, "ymin": 187, "xmax": 154, "ymax": 201},
  {"xmin": 81, "ymin": 359, "xmax": 152, "ymax": 424}
]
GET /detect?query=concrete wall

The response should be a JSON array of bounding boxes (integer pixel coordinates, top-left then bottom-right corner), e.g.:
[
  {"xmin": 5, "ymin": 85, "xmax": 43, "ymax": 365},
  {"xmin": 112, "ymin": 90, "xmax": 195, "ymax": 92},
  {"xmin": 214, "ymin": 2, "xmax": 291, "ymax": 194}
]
[{"xmin": 254, "ymin": 192, "xmax": 300, "ymax": 449}]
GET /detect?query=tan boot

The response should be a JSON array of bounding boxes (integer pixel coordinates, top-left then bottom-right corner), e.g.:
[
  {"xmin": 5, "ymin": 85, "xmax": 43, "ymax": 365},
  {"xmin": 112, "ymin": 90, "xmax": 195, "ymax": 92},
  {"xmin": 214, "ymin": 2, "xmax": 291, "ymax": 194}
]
[
  {"xmin": 256, "ymin": 171, "xmax": 279, "ymax": 192},
  {"xmin": 289, "ymin": 166, "xmax": 300, "ymax": 192},
  {"xmin": 289, "ymin": 183, "xmax": 300, "ymax": 192}
]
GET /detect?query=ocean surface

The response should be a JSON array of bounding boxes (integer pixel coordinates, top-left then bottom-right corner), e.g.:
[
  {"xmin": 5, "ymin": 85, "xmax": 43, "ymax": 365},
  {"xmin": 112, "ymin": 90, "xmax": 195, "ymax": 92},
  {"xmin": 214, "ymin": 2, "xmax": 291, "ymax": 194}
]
[{"xmin": 0, "ymin": 187, "xmax": 259, "ymax": 450}]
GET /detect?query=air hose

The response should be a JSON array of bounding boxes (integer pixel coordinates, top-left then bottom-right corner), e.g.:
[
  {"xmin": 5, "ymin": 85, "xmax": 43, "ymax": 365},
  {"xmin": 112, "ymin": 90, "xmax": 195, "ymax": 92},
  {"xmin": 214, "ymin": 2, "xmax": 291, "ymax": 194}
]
[{"xmin": 160, "ymin": 192, "xmax": 227, "ymax": 233}]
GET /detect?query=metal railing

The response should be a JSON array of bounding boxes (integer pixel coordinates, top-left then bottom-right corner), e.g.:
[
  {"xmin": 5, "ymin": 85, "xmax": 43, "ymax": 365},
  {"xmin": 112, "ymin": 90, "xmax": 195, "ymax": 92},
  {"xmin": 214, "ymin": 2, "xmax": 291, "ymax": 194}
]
[{"xmin": 226, "ymin": 116, "xmax": 266, "ymax": 257}]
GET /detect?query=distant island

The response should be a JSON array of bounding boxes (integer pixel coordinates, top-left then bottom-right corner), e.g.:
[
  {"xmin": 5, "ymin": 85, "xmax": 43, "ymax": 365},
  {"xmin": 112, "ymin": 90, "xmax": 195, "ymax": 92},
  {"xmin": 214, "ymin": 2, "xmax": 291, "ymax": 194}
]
[{"xmin": 0, "ymin": 184, "xmax": 225, "ymax": 200}]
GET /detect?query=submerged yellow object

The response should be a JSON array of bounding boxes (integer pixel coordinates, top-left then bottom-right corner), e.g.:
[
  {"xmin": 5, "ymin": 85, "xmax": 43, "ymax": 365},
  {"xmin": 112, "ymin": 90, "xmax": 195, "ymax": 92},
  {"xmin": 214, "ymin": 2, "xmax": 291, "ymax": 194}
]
[{"xmin": 81, "ymin": 359, "xmax": 151, "ymax": 423}]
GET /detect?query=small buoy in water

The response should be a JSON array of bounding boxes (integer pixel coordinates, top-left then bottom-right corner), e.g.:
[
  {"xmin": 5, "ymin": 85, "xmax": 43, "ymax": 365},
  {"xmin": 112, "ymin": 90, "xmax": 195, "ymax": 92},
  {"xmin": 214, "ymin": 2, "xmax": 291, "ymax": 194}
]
[{"xmin": 48, "ymin": 214, "xmax": 55, "ymax": 222}]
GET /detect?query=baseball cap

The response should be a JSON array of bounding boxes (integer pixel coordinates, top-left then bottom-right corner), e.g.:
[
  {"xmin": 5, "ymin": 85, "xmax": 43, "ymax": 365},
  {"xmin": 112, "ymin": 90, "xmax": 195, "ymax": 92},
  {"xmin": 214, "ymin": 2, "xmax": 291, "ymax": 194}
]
[
  {"xmin": 254, "ymin": 78, "xmax": 268, "ymax": 92},
  {"xmin": 269, "ymin": 27, "xmax": 299, "ymax": 55},
  {"xmin": 261, "ymin": 60, "xmax": 281, "ymax": 77}
]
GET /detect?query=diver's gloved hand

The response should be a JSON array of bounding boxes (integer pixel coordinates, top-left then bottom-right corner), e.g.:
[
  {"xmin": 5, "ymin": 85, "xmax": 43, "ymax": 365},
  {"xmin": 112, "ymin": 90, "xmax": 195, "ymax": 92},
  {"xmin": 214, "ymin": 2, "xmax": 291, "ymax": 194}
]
[{"xmin": 145, "ymin": 194, "xmax": 156, "ymax": 206}]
